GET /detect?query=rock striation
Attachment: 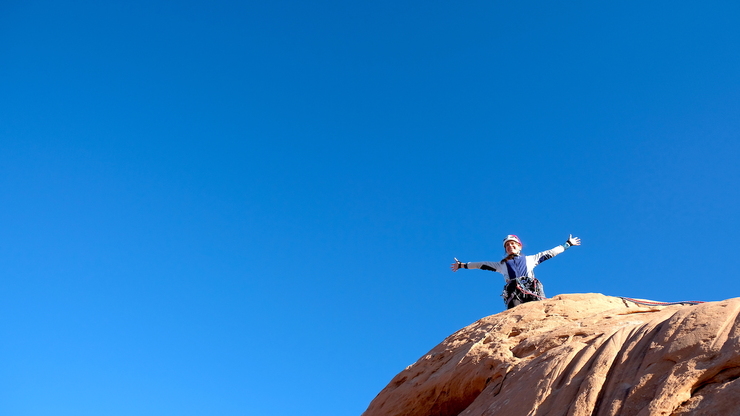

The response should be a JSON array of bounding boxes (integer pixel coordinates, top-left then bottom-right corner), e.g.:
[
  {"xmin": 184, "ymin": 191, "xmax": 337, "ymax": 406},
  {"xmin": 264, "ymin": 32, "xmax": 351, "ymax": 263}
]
[{"xmin": 363, "ymin": 293, "xmax": 740, "ymax": 416}]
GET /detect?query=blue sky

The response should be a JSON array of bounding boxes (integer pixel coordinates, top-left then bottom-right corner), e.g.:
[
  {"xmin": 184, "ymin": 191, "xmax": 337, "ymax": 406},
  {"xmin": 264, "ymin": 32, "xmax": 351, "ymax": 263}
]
[{"xmin": 2, "ymin": 1, "xmax": 739, "ymax": 415}]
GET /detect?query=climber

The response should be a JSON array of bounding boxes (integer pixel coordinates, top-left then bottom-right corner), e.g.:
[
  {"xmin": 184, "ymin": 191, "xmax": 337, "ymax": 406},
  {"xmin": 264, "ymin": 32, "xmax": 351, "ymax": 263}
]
[{"xmin": 451, "ymin": 234, "xmax": 581, "ymax": 309}]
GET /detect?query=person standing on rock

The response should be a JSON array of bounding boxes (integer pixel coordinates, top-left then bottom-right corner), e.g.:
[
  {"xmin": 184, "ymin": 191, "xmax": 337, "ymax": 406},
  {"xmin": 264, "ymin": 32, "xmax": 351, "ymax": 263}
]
[{"xmin": 451, "ymin": 234, "xmax": 581, "ymax": 309}]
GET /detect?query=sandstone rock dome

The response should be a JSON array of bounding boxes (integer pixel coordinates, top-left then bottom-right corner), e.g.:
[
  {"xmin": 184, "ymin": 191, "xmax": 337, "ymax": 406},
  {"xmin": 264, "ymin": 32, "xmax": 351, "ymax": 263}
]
[{"xmin": 363, "ymin": 293, "xmax": 740, "ymax": 416}]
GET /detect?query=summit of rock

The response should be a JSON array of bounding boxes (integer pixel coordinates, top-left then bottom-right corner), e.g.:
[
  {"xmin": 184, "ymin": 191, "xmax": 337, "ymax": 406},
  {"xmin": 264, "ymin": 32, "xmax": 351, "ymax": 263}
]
[{"xmin": 363, "ymin": 293, "xmax": 740, "ymax": 416}]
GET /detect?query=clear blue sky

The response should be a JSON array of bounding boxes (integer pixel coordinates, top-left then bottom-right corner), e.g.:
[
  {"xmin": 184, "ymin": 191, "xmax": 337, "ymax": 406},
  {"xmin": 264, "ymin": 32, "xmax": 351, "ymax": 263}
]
[{"xmin": 2, "ymin": 1, "xmax": 739, "ymax": 415}]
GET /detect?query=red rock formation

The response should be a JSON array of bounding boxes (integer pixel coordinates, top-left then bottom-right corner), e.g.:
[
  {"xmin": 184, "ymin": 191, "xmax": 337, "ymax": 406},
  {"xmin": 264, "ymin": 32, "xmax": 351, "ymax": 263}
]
[{"xmin": 363, "ymin": 293, "xmax": 740, "ymax": 416}]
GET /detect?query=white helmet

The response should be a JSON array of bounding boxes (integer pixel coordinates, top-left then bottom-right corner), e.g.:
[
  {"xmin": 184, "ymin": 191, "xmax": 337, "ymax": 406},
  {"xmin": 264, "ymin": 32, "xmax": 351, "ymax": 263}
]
[{"xmin": 502, "ymin": 234, "xmax": 522, "ymax": 247}]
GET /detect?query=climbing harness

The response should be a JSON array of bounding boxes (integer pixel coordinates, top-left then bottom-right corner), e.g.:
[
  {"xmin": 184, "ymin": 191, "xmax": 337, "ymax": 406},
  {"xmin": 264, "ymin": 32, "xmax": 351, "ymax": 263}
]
[
  {"xmin": 502, "ymin": 276, "xmax": 546, "ymax": 307},
  {"xmin": 618, "ymin": 297, "xmax": 705, "ymax": 307}
]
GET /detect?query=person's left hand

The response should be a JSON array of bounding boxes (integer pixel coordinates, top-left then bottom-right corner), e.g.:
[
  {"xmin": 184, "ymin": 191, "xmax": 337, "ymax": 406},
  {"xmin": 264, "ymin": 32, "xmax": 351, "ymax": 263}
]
[{"xmin": 567, "ymin": 234, "xmax": 581, "ymax": 246}]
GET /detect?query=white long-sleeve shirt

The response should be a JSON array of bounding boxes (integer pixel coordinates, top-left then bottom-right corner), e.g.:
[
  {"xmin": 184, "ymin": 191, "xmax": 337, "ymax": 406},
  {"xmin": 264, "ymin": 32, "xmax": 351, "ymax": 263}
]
[{"xmin": 464, "ymin": 243, "xmax": 570, "ymax": 283}]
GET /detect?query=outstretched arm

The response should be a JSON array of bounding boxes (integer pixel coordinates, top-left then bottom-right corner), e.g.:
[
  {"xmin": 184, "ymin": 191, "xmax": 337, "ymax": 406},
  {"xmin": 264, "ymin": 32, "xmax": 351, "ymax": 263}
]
[
  {"xmin": 452, "ymin": 259, "xmax": 499, "ymax": 272},
  {"xmin": 531, "ymin": 235, "xmax": 583, "ymax": 265}
]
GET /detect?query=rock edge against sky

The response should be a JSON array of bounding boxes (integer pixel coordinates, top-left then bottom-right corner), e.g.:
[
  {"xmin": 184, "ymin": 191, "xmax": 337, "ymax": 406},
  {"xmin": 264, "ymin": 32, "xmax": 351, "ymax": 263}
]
[{"xmin": 363, "ymin": 293, "xmax": 740, "ymax": 416}]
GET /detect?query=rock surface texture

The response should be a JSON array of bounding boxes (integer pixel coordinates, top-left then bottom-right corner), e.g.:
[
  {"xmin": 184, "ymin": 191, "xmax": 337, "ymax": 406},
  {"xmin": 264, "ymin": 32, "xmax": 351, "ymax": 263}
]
[{"xmin": 363, "ymin": 293, "xmax": 740, "ymax": 416}]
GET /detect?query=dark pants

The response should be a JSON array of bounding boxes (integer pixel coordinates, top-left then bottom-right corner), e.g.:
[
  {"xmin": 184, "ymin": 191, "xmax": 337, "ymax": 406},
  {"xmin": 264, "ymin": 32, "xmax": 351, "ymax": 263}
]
[
  {"xmin": 507, "ymin": 298, "xmax": 523, "ymax": 309},
  {"xmin": 505, "ymin": 280, "xmax": 520, "ymax": 309},
  {"xmin": 504, "ymin": 279, "xmax": 534, "ymax": 309}
]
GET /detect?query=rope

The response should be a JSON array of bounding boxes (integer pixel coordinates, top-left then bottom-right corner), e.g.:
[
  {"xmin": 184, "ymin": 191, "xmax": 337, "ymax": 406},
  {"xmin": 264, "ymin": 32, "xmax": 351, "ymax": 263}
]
[
  {"xmin": 517, "ymin": 283, "xmax": 546, "ymax": 300},
  {"xmin": 503, "ymin": 277, "xmax": 546, "ymax": 306},
  {"xmin": 618, "ymin": 297, "xmax": 705, "ymax": 307}
]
